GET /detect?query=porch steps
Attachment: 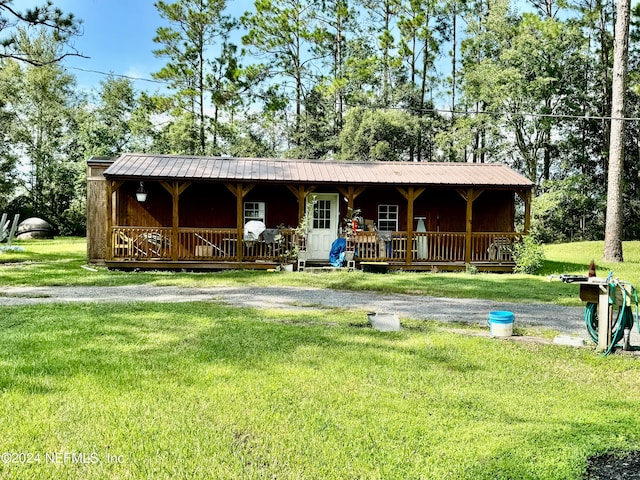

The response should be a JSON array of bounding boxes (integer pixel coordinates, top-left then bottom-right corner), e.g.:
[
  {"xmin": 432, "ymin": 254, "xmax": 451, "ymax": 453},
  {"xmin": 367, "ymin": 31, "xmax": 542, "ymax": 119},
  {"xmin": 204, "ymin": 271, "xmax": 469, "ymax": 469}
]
[{"xmin": 302, "ymin": 266, "xmax": 345, "ymax": 273}]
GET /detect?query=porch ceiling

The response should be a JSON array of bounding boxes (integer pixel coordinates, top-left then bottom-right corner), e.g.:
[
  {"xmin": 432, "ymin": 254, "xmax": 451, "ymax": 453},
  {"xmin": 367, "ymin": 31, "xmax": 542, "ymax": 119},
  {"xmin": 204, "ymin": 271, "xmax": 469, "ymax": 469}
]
[{"xmin": 103, "ymin": 154, "xmax": 534, "ymax": 189}]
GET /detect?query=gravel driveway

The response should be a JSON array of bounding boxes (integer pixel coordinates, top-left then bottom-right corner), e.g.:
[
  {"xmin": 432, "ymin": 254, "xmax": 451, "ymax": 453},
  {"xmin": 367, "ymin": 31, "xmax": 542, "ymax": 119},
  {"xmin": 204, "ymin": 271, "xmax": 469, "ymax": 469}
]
[{"xmin": 1, "ymin": 284, "xmax": 615, "ymax": 342}]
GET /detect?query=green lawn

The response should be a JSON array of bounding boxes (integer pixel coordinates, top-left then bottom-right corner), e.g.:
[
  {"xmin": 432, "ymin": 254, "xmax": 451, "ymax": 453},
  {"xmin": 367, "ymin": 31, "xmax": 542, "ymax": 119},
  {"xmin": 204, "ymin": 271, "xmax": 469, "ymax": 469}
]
[
  {"xmin": 1, "ymin": 302, "xmax": 639, "ymax": 479},
  {"xmin": 2, "ymin": 238, "xmax": 640, "ymax": 479}
]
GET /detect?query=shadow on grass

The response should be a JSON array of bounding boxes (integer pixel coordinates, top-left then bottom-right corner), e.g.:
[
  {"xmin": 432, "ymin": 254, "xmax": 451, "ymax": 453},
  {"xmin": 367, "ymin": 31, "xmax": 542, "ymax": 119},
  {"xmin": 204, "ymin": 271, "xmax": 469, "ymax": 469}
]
[{"xmin": 0, "ymin": 302, "xmax": 483, "ymax": 395}]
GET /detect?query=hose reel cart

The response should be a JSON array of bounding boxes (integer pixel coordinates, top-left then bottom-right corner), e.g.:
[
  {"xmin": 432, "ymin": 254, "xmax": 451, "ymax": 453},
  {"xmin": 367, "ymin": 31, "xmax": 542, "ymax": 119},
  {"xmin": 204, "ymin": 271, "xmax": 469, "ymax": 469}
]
[{"xmin": 574, "ymin": 274, "xmax": 639, "ymax": 355}]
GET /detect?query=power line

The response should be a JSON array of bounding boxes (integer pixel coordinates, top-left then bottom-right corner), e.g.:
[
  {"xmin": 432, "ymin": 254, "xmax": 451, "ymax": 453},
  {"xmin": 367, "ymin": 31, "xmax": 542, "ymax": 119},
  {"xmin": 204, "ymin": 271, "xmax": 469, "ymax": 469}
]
[
  {"xmin": 66, "ymin": 66, "xmax": 170, "ymax": 85},
  {"xmin": 64, "ymin": 65, "xmax": 640, "ymax": 123}
]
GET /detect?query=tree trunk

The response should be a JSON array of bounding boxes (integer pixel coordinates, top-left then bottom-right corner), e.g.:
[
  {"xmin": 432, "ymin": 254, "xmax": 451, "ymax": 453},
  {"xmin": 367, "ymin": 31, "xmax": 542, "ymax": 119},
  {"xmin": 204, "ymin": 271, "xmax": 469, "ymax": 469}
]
[{"xmin": 603, "ymin": 0, "xmax": 630, "ymax": 262}]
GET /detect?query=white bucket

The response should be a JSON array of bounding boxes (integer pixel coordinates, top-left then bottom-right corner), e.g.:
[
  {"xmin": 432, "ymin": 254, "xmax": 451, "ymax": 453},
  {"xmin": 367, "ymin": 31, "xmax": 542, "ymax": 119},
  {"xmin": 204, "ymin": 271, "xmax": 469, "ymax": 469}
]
[
  {"xmin": 367, "ymin": 312, "xmax": 401, "ymax": 332},
  {"xmin": 488, "ymin": 311, "xmax": 514, "ymax": 337}
]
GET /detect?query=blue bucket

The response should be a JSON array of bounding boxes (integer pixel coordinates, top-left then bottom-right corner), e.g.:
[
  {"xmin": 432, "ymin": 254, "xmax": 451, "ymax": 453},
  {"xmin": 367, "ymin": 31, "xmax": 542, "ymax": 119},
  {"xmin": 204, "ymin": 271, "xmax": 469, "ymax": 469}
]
[{"xmin": 488, "ymin": 311, "xmax": 514, "ymax": 337}]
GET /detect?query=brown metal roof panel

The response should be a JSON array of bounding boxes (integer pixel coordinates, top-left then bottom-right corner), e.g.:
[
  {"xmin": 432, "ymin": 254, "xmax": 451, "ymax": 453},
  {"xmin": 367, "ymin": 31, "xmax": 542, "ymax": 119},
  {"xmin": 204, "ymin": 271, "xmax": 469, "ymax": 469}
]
[
  {"xmin": 247, "ymin": 159, "xmax": 259, "ymax": 180},
  {"xmin": 183, "ymin": 158, "xmax": 199, "ymax": 178},
  {"xmin": 219, "ymin": 158, "xmax": 232, "ymax": 179},
  {"xmin": 366, "ymin": 163, "xmax": 386, "ymax": 183},
  {"xmin": 281, "ymin": 160, "xmax": 292, "ymax": 180},
  {"xmin": 295, "ymin": 160, "xmax": 308, "ymax": 182},
  {"xmin": 255, "ymin": 159, "xmax": 268, "ymax": 180},
  {"xmin": 193, "ymin": 157, "xmax": 210, "ymax": 178},
  {"xmin": 324, "ymin": 162, "xmax": 338, "ymax": 182},
  {"xmin": 102, "ymin": 155, "xmax": 534, "ymax": 188},
  {"xmin": 172, "ymin": 157, "xmax": 189, "ymax": 178},
  {"xmin": 173, "ymin": 157, "xmax": 190, "ymax": 178},
  {"xmin": 265, "ymin": 160, "xmax": 276, "ymax": 181},
  {"xmin": 310, "ymin": 162, "xmax": 324, "ymax": 183},
  {"xmin": 273, "ymin": 160, "xmax": 292, "ymax": 182},
  {"xmin": 137, "ymin": 155, "xmax": 159, "ymax": 177},
  {"xmin": 267, "ymin": 160, "xmax": 279, "ymax": 181},
  {"xmin": 120, "ymin": 154, "xmax": 138, "ymax": 176},
  {"xmin": 237, "ymin": 159, "xmax": 250, "ymax": 179},
  {"xmin": 150, "ymin": 156, "xmax": 172, "ymax": 178},
  {"xmin": 152, "ymin": 157, "xmax": 175, "ymax": 178}
]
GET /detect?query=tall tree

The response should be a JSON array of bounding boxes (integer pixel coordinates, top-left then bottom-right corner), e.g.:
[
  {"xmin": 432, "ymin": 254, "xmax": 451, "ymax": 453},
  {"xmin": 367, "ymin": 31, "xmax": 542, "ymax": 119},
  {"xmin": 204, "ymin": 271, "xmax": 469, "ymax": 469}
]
[
  {"xmin": 153, "ymin": 0, "xmax": 231, "ymax": 155},
  {"xmin": 242, "ymin": 0, "xmax": 319, "ymax": 147},
  {"xmin": 0, "ymin": 30, "xmax": 80, "ymax": 232},
  {"xmin": 74, "ymin": 76, "xmax": 145, "ymax": 158},
  {"xmin": 360, "ymin": 0, "xmax": 401, "ymax": 106},
  {"xmin": 603, "ymin": 0, "xmax": 631, "ymax": 262},
  {"xmin": 459, "ymin": 1, "xmax": 584, "ymax": 184},
  {"xmin": 398, "ymin": 0, "xmax": 445, "ymax": 161},
  {"xmin": 0, "ymin": 0, "xmax": 83, "ymax": 65},
  {"xmin": 311, "ymin": 0, "xmax": 353, "ymax": 133}
]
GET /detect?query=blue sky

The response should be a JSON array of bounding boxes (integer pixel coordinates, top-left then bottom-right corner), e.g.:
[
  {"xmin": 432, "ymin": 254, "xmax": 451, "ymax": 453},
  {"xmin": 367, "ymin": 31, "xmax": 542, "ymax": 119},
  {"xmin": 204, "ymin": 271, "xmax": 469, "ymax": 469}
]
[
  {"xmin": 12, "ymin": 0, "xmax": 171, "ymax": 92},
  {"xmin": 11, "ymin": 0, "xmax": 639, "ymax": 98}
]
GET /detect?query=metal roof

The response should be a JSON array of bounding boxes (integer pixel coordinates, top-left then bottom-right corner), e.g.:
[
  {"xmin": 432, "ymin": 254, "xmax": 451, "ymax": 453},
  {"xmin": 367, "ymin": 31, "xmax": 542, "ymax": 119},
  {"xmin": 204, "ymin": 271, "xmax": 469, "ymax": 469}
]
[{"xmin": 103, "ymin": 154, "xmax": 534, "ymax": 188}]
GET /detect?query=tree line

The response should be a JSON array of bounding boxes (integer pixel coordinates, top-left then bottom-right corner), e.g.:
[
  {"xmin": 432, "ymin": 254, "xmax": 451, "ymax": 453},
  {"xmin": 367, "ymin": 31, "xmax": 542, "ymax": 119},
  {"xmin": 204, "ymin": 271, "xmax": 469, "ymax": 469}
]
[{"xmin": 0, "ymin": 0, "xmax": 639, "ymax": 244}]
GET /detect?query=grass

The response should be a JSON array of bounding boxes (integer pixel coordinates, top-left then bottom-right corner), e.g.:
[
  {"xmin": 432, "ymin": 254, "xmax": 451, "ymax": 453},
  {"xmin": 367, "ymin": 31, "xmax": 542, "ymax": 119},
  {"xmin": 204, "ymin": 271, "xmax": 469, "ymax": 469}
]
[
  {"xmin": 2, "ymin": 238, "xmax": 640, "ymax": 478},
  {"xmin": 3, "ymin": 238, "xmax": 640, "ymax": 305},
  {"xmin": 1, "ymin": 302, "xmax": 640, "ymax": 479}
]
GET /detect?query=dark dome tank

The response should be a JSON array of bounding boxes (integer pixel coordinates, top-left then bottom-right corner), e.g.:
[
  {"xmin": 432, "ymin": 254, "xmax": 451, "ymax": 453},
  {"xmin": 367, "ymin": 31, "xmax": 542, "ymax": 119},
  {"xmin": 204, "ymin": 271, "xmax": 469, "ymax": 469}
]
[{"xmin": 16, "ymin": 217, "xmax": 54, "ymax": 239}]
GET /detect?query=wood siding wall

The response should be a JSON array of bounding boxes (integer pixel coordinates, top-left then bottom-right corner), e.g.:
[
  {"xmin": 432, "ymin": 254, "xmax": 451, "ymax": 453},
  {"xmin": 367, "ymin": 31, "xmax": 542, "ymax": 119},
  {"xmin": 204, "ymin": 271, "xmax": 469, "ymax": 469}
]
[
  {"xmin": 113, "ymin": 181, "xmax": 516, "ymax": 234},
  {"xmin": 86, "ymin": 162, "xmax": 110, "ymax": 263}
]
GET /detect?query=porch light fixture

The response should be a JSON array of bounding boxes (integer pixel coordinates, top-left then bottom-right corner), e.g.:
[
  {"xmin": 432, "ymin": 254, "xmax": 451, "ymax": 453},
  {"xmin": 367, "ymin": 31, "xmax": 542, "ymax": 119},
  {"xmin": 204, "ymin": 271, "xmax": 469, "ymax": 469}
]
[{"xmin": 136, "ymin": 182, "xmax": 148, "ymax": 202}]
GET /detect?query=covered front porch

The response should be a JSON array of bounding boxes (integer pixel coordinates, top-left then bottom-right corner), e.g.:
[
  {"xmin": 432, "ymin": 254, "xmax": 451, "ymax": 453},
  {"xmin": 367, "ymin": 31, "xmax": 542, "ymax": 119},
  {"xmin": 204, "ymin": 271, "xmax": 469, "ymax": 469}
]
[{"xmin": 106, "ymin": 225, "xmax": 522, "ymax": 272}]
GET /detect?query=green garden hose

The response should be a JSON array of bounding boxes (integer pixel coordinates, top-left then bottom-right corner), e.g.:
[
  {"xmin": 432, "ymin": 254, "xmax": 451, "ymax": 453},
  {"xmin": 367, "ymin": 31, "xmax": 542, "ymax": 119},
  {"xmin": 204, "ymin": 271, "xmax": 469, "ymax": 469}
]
[{"xmin": 583, "ymin": 279, "xmax": 639, "ymax": 355}]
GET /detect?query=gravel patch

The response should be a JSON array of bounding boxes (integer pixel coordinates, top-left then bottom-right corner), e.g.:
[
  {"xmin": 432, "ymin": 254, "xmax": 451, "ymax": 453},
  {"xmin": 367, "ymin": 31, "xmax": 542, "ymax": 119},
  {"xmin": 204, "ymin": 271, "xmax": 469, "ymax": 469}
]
[{"xmin": 2, "ymin": 284, "xmax": 625, "ymax": 342}]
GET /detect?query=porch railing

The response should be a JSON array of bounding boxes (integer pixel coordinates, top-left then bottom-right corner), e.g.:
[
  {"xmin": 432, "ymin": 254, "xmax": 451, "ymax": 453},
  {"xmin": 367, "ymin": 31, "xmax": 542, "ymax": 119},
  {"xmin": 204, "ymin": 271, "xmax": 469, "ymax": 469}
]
[
  {"xmin": 471, "ymin": 232, "xmax": 522, "ymax": 262},
  {"xmin": 110, "ymin": 226, "xmax": 300, "ymax": 262},
  {"xmin": 110, "ymin": 227, "xmax": 521, "ymax": 264},
  {"xmin": 111, "ymin": 227, "xmax": 172, "ymax": 259}
]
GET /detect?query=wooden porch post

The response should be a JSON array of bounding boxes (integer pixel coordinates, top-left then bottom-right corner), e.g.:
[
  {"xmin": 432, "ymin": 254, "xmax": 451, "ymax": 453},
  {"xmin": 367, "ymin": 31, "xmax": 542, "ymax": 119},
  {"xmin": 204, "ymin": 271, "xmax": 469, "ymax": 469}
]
[
  {"xmin": 457, "ymin": 188, "xmax": 484, "ymax": 264},
  {"xmin": 161, "ymin": 181, "xmax": 191, "ymax": 261},
  {"xmin": 517, "ymin": 189, "xmax": 532, "ymax": 234},
  {"xmin": 106, "ymin": 180, "xmax": 113, "ymax": 261},
  {"xmin": 398, "ymin": 187, "xmax": 425, "ymax": 265},
  {"xmin": 287, "ymin": 185, "xmax": 316, "ymax": 223},
  {"xmin": 465, "ymin": 189, "xmax": 473, "ymax": 264},
  {"xmin": 105, "ymin": 180, "xmax": 124, "ymax": 261},
  {"xmin": 226, "ymin": 183, "xmax": 255, "ymax": 262},
  {"xmin": 337, "ymin": 186, "xmax": 366, "ymax": 213}
]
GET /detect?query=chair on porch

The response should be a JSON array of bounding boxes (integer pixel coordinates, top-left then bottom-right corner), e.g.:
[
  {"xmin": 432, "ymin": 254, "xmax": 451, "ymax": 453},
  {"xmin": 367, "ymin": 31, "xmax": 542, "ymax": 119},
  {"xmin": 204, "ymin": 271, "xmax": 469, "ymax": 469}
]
[
  {"xmin": 113, "ymin": 231, "xmax": 134, "ymax": 257},
  {"xmin": 194, "ymin": 233, "xmax": 225, "ymax": 257},
  {"xmin": 488, "ymin": 237, "xmax": 512, "ymax": 262}
]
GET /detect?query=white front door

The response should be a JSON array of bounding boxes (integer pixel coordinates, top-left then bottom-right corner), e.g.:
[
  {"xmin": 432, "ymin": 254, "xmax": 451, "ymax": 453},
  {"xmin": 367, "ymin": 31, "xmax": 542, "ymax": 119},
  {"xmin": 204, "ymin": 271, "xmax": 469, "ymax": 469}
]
[{"xmin": 307, "ymin": 194, "xmax": 339, "ymax": 260}]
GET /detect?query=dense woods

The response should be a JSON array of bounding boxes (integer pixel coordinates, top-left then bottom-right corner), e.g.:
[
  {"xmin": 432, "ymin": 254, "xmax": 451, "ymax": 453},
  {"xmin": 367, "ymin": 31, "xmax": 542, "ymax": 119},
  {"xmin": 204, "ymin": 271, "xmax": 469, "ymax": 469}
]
[{"xmin": 0, "ymin": 0, "xmax": 639, "ymax": 247}]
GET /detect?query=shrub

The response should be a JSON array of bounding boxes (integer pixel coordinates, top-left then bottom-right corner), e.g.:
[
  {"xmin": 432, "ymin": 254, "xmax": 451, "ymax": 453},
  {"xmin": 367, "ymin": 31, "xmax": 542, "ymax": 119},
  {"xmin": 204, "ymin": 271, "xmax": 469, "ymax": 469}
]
[{"xmin": 512, "ymin": 235, "xmax": 545, "ymax": 274}]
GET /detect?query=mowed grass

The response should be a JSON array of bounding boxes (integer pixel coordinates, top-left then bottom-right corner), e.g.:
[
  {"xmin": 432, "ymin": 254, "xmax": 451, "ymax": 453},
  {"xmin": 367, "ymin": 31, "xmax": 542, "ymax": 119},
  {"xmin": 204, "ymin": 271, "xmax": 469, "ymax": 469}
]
[
  {"xmin": 1, "ymin": 302, "xmax": 639, "ymax": 479},
  {"xmin": 3, "ymin": 238, "xmax": 640, "ymax": 305}
]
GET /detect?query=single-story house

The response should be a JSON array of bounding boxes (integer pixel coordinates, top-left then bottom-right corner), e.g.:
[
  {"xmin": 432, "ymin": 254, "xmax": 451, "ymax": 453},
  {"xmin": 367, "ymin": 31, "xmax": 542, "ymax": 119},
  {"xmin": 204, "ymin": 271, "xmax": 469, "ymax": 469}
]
[{"xmin": 87, "ymin": 154, "xmax": 534, "ymax": 272}]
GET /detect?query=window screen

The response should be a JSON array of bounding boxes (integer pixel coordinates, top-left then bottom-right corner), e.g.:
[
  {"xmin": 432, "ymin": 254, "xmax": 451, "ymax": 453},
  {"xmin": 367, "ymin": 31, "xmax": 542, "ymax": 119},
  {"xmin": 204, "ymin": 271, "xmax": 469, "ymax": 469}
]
[
  {"xmin": 378, "ymin": 205, "xmax": 398, "ymax": 231},
  {"xmin": 244, "ymin": 202, "xmax": 265, "ymax": 223}
]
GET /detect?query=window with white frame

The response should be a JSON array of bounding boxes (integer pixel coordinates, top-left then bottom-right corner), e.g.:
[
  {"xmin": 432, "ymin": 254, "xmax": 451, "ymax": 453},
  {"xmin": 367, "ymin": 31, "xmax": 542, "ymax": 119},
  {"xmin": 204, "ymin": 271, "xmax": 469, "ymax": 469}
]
[
  {"xmin": 313, "ymin": 199, "xmax": 331, "ymax": 229},
  {"xmin": 378, "ymin": 205, "xmax": 398, "ymax": 231},
  {"xmin": 244, "ymin": 202, "xmax": 265, "ymax": 223}
]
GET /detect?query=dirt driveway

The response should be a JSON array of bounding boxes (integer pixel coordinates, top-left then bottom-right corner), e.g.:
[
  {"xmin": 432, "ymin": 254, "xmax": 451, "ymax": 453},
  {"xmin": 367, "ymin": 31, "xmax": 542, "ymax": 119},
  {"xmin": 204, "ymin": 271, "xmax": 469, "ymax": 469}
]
[{"xmin": 1, "ymin": 284, "xmax": 610, "ymax": 341}]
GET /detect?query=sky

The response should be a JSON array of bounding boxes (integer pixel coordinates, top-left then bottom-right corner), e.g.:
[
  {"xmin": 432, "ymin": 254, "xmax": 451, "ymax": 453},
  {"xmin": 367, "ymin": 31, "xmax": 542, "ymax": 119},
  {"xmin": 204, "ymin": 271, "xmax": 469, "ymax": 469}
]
[
  {"xmin": 10, "ymin": 0, "xmax": 640, "ymax": 97},
  {"xmin": 12, "ymin": 0, "xmax": 172, "ymax": 93}
]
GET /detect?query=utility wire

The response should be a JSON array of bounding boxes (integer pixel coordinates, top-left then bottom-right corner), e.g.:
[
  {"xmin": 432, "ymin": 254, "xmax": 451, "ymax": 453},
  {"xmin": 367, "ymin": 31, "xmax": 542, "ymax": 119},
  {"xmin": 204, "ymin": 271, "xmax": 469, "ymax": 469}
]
[
  {"xmin": 66, "ymin": 66, "xmax": 170, "ymax": 85},
  {"xmin": 64, "ymin": 65, "xmax": 640, "ymax": 123}
]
